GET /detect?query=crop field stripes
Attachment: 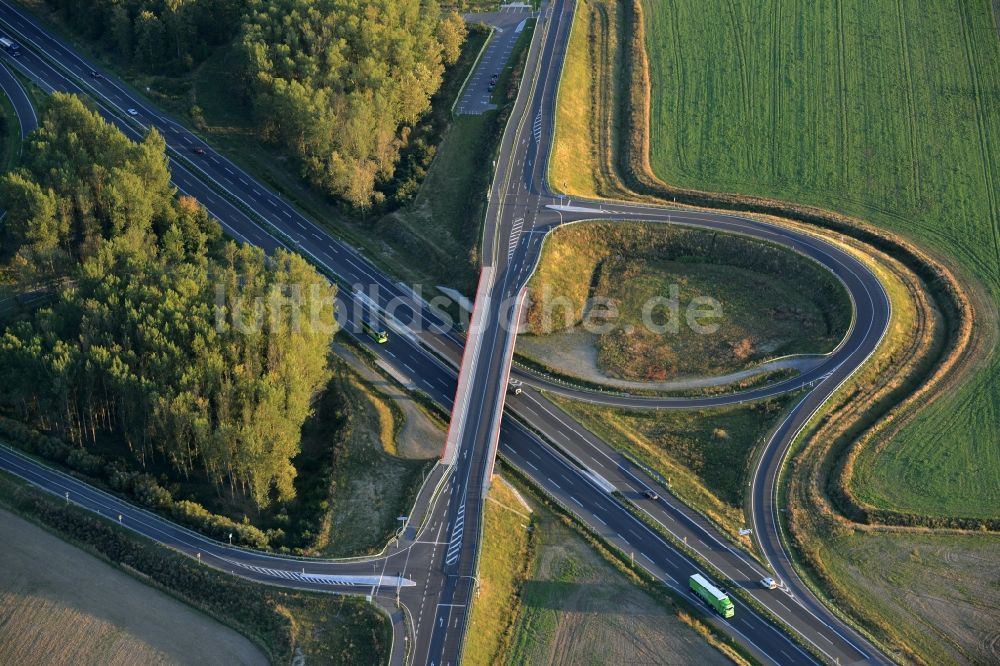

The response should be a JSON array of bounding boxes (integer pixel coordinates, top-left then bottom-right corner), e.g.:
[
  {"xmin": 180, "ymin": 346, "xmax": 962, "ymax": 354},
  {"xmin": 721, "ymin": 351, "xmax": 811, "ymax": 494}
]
[
  {"xmin": 956, "ymin": 0, "xmax": 1000, "ymax": 275},
  {"xmin": 767, "ymin": 0, "xmax": 780, "ymax": 182},
  {"xmin": 893, "ymin": 0, "xmax": 922, "ymax": 205},
  {"xmin": 835, "ymin": 0, "xmax": 850, "ymax": 187}
]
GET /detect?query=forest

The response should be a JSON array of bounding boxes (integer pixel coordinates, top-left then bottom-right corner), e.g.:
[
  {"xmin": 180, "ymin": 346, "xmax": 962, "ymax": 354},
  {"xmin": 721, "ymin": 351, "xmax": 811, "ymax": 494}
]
[
  {"xmin": 0, "ymin": 94, "xmax": 339, "ymax": 508},
  {"xmin": 240, "ymin": 0, "xmax": 466, "ymax": 206},
  {"xmin": 40, "ymin": 0, "xmax": 467, "ymax": 209},
  {"xmin": 41, "ymin": 0, "xmax": 245, "ymax": 71}
]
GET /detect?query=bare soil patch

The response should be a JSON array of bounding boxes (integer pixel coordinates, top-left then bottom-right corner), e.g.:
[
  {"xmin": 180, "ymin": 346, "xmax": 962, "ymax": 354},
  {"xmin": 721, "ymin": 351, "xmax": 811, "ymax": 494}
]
[{"xmin": 0, "ymin": 509, "xmax": 267, "ymax": 666}]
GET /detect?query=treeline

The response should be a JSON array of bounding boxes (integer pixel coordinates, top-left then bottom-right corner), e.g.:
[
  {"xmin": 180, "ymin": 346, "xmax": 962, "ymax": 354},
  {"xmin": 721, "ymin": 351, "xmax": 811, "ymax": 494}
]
[
  {"xmin": 0, "ymin": 94, "xmax": 338, "ymax": 509},
  {"xmin": 38, "ymin": 0, "xmax": 469, "ymax": 210},
  {"xmin": 43, "ymin": 0, "xmax": 244, "ymax": 71},
  {"xmin": 240, "ymin": 0, "xmax": 466, "ymax": 207}
]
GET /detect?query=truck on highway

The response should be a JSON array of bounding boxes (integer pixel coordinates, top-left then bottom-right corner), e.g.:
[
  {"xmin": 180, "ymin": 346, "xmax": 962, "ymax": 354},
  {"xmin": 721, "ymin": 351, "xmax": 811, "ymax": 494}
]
[
  {"xmin": 689, "ymin": 573, "xmax": 735, "ymax": 618},
  {"xmin": 0, "ymin": 37, "xmax": 21, "ymax": 56}
]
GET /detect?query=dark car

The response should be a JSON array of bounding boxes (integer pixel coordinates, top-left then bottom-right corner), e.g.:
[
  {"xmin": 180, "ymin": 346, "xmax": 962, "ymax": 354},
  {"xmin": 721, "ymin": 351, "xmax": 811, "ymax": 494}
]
[
  {"xmin": 643, "ymin": 489, "xmax": 659, "ymax": 501},
  {"xmin": 193, "ymin": 147, "xmax": 206, "ymax": 155},
  {"xmin": 90, "ymin": 70, "xmax": 102, "ymax": 79}
]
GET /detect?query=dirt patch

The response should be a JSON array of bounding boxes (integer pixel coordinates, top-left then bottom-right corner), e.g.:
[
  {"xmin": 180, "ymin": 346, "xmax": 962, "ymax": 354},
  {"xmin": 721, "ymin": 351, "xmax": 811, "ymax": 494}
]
[
  {"xmin": 0, "ymin": 509, "xmax": 267, "ymax": 666},
  {"xmin": 332, "ymin": 344, "xmax": 444, "ymax": 459}
]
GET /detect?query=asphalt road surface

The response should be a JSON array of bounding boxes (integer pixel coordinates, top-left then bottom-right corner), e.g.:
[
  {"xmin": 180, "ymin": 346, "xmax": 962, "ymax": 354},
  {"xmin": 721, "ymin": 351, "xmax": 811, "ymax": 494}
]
[
  {"xmin": 0, "ymin": 0, "xmax": 893, "ymax": 664},
  {"xmin": 455, "ymin": 5, "xmax": 535, "ymax": 115}
]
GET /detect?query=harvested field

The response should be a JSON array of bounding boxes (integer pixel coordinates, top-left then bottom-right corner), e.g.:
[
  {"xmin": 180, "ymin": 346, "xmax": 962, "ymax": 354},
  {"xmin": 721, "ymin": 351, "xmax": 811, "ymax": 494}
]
[{"xmin": 0, "ymin": 509, "xmax": 267, "ymax": 666}]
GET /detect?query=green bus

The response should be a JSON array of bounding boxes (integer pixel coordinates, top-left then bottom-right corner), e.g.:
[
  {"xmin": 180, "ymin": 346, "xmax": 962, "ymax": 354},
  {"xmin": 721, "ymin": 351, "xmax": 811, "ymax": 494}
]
[
  {"xmin": 689, "ymin": 573, "xmax": 735, "ymax": 618},
  {"xmin": 362, "ymin": 319, "xmax": 389, "ymax": 344}
]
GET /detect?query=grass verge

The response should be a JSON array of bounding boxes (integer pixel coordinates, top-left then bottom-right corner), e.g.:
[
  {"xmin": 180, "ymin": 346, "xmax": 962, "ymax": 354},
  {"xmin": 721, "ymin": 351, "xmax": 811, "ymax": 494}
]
[
  {"xmin": 462, "ymin": 477, "xmax": 536, "ymax": 665},
  {"xmin": 465, "ymin": 471, "xmax": 747, "ymax": 666},
  {"xmin": 548, "ymin": 392, "xmax": 797, "ymax": 542}
]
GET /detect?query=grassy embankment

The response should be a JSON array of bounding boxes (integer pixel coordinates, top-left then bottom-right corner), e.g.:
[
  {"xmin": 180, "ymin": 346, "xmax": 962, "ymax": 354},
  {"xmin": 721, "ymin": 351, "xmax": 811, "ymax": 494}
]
[
  {"xmin": 0, "ymin": 509, "xmax": 268, "ymax": 665},
  {"xmin": 462, "ymin": 477, "xmax": 535, "ymax": 665},
  {"xmin": 0, "ymin": 472, "xmax": 390, "ymax": 664},
  {"xmin": 518, "ymin": 221, "xmax": 851, "ymax": 384},
  {"xmin": 550, "ymin": 0, "xmax": 998, "ymax": 661},
  {"xmin": 464, "ymin": 473, "xmax": 742, "ymax": 666},
  {"xmin": 14, "ymin": 0, "xmax": 531, "ymax": 294},
  {"xmin": 550, "ymin": 393, "xmax": 795, "ymax": 542},
  {"xmin": 312, "ymin": 359, "xmax": 435, "ymax": 557}
]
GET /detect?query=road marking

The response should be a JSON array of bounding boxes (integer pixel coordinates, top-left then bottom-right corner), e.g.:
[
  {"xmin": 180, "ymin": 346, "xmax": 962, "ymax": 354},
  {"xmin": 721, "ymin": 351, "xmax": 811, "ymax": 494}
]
[
  {"xmin": 570, "ymin": 496, "xmax": 583, "ymax": 507},
  {"xmin": 547, "ymin": 477, "xmax": 560, "ymax": 490},
  {"xmin": 592, "ymin": 513, "xmax": 607, "ymax": 526}
]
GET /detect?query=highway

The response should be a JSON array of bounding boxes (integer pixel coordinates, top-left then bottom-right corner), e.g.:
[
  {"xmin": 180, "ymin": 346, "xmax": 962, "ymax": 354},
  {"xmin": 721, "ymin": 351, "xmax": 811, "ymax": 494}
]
[{"xmin": 0, "ymin": 1, "xmax": 893, "ymax": 664}]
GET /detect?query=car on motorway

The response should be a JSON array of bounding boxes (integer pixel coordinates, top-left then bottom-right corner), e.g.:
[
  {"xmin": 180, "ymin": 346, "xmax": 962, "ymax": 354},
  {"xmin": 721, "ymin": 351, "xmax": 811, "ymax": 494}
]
[
  {"xmin": 507, "ymin": 379, "xmax": 523, "ymax": 395},
  {"xmin": 90, "ymin": 69, "xmax": 102, "ymax": 79},
  {"xmin": 193, "ymin": 147, "xmax": 205, "ymax": 155},
  {"xmin": 0, "ymin": 36, "xmax": 21, "ymax": 56},
  {"xmin": 761, "ymin": 576, "xmax": 779, "ymax": 590},
  {"xmin": 127, "ymin": 108, "xmax": 139, "ymax": 116},
  {"xmin": 643, "ymin": 489, "xmax": 659, "ymax": 501}
]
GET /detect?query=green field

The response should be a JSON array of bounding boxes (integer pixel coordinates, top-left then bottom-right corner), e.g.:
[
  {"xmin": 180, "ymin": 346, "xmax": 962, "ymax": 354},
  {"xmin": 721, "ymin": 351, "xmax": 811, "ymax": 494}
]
[{"xmin": 642, "ymin": 0, "xmax": 1000, "ymax": 518}]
